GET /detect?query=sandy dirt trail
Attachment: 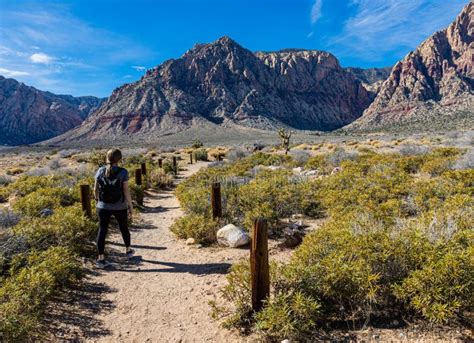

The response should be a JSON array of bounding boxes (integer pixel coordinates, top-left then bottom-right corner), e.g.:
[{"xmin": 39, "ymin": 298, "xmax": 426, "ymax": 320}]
[{"xmin": 84, "ymin": 161, "xmax": 252, "ymax": 343}]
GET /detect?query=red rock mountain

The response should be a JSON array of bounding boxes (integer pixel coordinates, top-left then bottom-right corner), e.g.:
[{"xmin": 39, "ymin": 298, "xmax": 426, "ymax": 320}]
[
  {"xmin": 0, "ymin": 76, "xmax": 104, "ymax": 145},
  {"xmin": 56, "ymin": 37, "xmax": 372, "ymax": 142},
  {"xmin": 348, "ymin": 2, "xmax": 474, "ymax": 131}
]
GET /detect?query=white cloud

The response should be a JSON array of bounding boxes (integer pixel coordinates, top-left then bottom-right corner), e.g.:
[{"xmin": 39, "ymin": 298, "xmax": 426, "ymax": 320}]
[
  {"xmin": 132, "ymin": 65, "xmax": 146, "ymax": 71},
  {"xmin": 0, "ymin": 5, "xmax": 155, "ymax": 96},
  {"xmin": 0, "ymin": 68, "xmax": 30, "ymax": 77},
  {"xmin": 307, "ymin": 32, "xmax": 314, "ymax": 39},
  {"xmin": 310, "ymin": 0, "xmax": 323, "ymax": 24},
  {"xmin": 328, "ymin": 0, "xmax": 467, "ymax": 63},
  {"xmin": 30, "ymin": 52, "xmax": 54, "ymax": 64}
]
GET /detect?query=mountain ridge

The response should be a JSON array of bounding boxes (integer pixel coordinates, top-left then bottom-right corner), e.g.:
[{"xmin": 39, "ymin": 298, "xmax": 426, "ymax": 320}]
[
  {"xmin": 51, "ymin": 36, "xmax": 372, "ymax": 143},
  {"xmin": 347, "ymin": 2, "xmax": 473, "ymax": 131},
  {"xmin": 0, "ymin": 76, "xmax": 105, "ymax": 145}
]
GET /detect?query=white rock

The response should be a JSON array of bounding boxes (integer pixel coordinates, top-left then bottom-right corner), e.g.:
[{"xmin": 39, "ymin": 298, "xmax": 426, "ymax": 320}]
[
  {"xmin": 185, "ymin": 238, "xmax": 196, "ymax": 245},
  {"xmin": 292, "ymin": 167, "xmax": 302, "ymax": 174},
  {"xmin": 217, "ymin": 224, "xmax": 249, "ymax": 248},
  {"xmin": 281, "ymin": 340, "xmax": 291, "ymax": 343}
]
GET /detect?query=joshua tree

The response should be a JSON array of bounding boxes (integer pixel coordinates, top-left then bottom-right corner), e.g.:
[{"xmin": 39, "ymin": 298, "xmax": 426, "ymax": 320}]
[{"xmin": 278, "ymin": 128, "xmax": 292, "ymax": 155}]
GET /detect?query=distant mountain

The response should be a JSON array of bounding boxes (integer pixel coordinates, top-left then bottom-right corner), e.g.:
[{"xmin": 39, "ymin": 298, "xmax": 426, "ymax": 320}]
[
  {"xmin": 344, "ymin": 67, "xmax": 392, "ymax": 98},
  {"xmin": 52, "ymin": 37, "xmax": 372, "ymax": 143},
  {"xmin": 348, "ymin": 2, "xmax": 473, "ymax": 131},
  {"xmin": 0, "ymin": 76, "xmax": 105, "ymax": 145}
]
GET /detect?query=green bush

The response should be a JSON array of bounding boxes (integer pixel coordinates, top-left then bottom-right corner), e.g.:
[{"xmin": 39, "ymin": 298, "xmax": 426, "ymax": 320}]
[
  {"xmin": 12, "ymin": 187, "xmax": 77, "ymax": 217},
  {"xmin": 194, "ymin": 148, "xmax": 208, "ymax": 161},
  {"xmin": 255, "ymin": 291, "xmax": 321, "ymax": 340},
  {"xmin": 13, "ymin": 206, "xmax": 96, "ymax": 254},
  {"xmin": 128, "ymin": 179, "xmax": 144, "ymax": 205},
  {"xmin": 0, "ymin": 247, "xmax": 82, "ymax": 341},
  {"xmin": 149, "ymin": 169, "xmax": 174, "ymax": 189},
  {"xmin": 0, "ymin": 187, "xmax": 9, "ymax": 203},
  {"xmin": 170, "ymin": 214, "xmax": 218, "ymax": 244},
  {"xmin": 8, "ymin": 175, "xmax": 58, "ymax": 196}
]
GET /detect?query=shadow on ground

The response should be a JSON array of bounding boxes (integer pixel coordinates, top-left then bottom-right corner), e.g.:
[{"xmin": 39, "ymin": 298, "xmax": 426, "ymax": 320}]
[
  {"xmin": 44, "ymin": 270, "xmax": 117, "ymax": 341},
  {"xmin": 107, "ymin": 255, "xmax": 231, "ymax": 275}
]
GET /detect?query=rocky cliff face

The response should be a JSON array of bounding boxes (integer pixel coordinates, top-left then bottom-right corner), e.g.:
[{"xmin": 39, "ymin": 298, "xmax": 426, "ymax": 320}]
[
  {"xmin": 57, "ymin": 37, "xmax": 371, "ymax": 142},
  {"xmin": 344, "ymin": 67, "xmax": 392, "ymax": 97},
  {"xmin": 0, "ymin": 76, "xmax": 104, "ymax": 145},
  {"xmin": 348, "ymin": 2, "xmax": 474, "ymax": 130}
]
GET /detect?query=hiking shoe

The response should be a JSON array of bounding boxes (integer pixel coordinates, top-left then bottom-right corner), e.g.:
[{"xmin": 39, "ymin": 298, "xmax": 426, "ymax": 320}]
[
  {"xmin": 126, "ymin": 248, "xmax": 135, "ymax": 259},
  {"xmin": 95, "ymin": 259, "xmax": 110, "ymax": 269}
]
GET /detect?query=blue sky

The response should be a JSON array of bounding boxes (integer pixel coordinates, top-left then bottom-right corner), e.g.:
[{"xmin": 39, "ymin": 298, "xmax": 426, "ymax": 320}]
[{"xmin": 0, "ymin": 0, "xmax": 468, "ymax": 97}]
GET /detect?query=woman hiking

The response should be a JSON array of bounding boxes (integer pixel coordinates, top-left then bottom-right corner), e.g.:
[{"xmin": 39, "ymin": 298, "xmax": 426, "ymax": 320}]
[{"xmin": 94, "ymin": 148, "xmax": 135, "ymax": 268}]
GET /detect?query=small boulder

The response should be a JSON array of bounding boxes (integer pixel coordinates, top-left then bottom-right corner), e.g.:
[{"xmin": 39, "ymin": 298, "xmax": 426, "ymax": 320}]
[
  {"xmin": 185, "ymin": 238, "xmax": 196, "ymax": 245},
  {"xmin": 39, "ymin": 208, "xmax": 54, "ymax": 217},
  {"xmin": 281, "ymin": 223, "xmax": 305, "ymax": 248},
  {"xmin": 217, "ymin": 224, "xmax": 249, "ymax": 248}
]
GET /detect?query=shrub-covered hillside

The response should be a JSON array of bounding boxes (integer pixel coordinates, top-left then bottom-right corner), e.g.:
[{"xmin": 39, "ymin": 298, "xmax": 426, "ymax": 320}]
[{"xmin": 173, "ymin": 146, "xmax": 473, "ymax": 339}]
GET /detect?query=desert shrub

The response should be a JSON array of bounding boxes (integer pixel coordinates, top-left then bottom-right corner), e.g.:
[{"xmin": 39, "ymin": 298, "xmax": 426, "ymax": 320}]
[
  {"xmin": 25, "ymin": 167, "xmax": 51, "ymax": 176},
  {"xmin": 215, "ymin": 261, "xmax": 253, "ymax": 328},
  {"xmin": 170, "ymin": 214, "xmax": 218, "ymax": 244},
  {"xmin": 12, "ymin": 206, "xmax": 96, "ymax": 254},
  {"xmin": 0, "ymin": 209, "xmax": 20, "ymax": 229},
  {"xmin": 194, "ymin": 148, "xmax": 208, "ymax": 161},
  {"xmin": 0, "ymin": 175, "xmax": 12, "ymax": 186},
  {"xmin": 0, "ymin": 187, "xmax": 9, "ymax": 203},
  {"xmin": 227, "ymin": 148, "xmax": 249, "ymax": 162},
  {"xmin": 453, "ymin": 148, "xmax": 474, "ymax": 170},
  {"xmin": 57, "ymin": 149, "xmax": 80, "ymax": 158},
  {"xmin": 399, "ymin": 144, "xmax": 430, "ymax": 156},
  {"xmin": 6, "ymin": 168, "xmax": 24, "ymax": 176},
  {"xmin": 327, "ymin": 147, "xmax": 358, "ymax": 166},
  {"xmin": 12, "ymin": 187, "xmax": 77, "ymax": 217},
  {"xmin": 0, "ymin": 233, "xmax": 28, "ymax": 275},
  {"xmin": 255, "ymin": 292, "xmax": 322, "ymax": 340},
  {"xmin": 236, "ymin": 170, "xmax": 304, "ymax": 229},
  {"xmin": 305, "ymin": 155, "xmax": 331, "ymax": 174},
  {"xmin": 149, "ymin": 169, "xmax": 174, "ymax": 189},
  {"xmin": 218, "ymin": 209, "xmax": 473, "ymax": 338},
  {"xmin": 289, "ymin": 150, "xmax": 311, "ymax": 166},
  {"xmin": 88, "ymin": 150, "xmax": 106, "ymax": 167},
  {"xmin": 8, "ymin": 175, "xmax": 58, "ymax": 196},
  {"xmin": 162, "ymin": 160, "xmax": 176, "ymax": 174},
  {"xmin": 0, "ymin": 246, "xmax": 82, "ymax": 341},
  {"xmin": 192, "ymin": 139, "xmax": 204, "ymax": 149},
  {"xmin": 47, "ymin": 158, "xmax": 63, "ymax": 170},
  {"xmin": 128, "ymin": 178, "xmax": 144, "ymax": 205}
]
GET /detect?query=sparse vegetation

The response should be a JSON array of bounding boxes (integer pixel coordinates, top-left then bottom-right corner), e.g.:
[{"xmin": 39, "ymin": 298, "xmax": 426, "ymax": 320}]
[{"xmin": 174, "ymin": 145, "xmax": 473, "ymax": 339}]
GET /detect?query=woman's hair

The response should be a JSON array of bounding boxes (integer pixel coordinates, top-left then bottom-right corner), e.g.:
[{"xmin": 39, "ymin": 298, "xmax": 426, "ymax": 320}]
[{"xmin": 105, "ymin": 149, "xmax": 122, "ymax": 177}]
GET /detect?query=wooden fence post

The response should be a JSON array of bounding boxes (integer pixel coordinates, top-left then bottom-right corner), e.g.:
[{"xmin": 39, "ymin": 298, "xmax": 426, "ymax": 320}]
[
  {"xmin": 135, "ymin": 168, "xmax": 142, "ymax": 186},
  {"xmin": 141, "ymin": 162, "xmax": 147, "ymax": 176},
  {"xmin": 80, "ymin": 184, "xmax": 92, "ymax": 219},
  {"xmin": 135, "ymin": 168, "xmax": 143, "ymax": 205},
  {"xmin": 251, "ymin": 218, "xmax": 270, "ymax": 312},
  {"xmin": 158, "ymin": 158, "xmax": 163, "ymax": 169},
  {"xmin": 211, "ymin": 182, "xmax": 222, "ymax": 219},
  {"xmin": 189, "ymin": 152, "xmax": 193, "ymax": 164},
  {"xmin": 173, "ymin": 156, "xmax": 178, "ymax": 176}
]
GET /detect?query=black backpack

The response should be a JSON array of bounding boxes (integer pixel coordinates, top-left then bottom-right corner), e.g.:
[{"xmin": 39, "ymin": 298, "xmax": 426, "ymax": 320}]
[{"xmin": 97, "ymin": 167, "xmax": 124, "ymax": 203}]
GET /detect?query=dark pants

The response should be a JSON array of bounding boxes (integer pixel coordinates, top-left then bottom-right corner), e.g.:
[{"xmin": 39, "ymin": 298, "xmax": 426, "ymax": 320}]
[{"xmin": 97, "ymin": 208, "xmax": 130, "ymax": 255}]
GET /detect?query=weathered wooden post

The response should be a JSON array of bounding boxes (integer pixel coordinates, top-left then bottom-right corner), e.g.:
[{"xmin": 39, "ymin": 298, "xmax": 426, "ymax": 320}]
[
  {"xmin": 211, "ymin": 182, "xmax": 222, "ymax": 219},
  {"xmin": 141, "ymin": 162, "xmax": 147, "ymax": 176},
  {"xmin": 135, "ymin": 168, "xmax": 143, "ymax": 205},
  {"xmin": 135, "ymin": 168, "xmax": 142, "ymax": 186},
  {"xmin": 189, "ymin": 152, "xmax": 193, "ymax": 164},
  {"xmin": 173, "ymin": 156, "xmax": 178, "ymax": 176},
  {"xmin": 80, "ymin": 184, "xmax": 92, "ymax": 219},
  {"xmin": 251, "ymin": 218, "xmax": 270, "ymax": 312},
  {"xmin": 158, "ymin": 158, "xmax": 163, "ymax": 169}
]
